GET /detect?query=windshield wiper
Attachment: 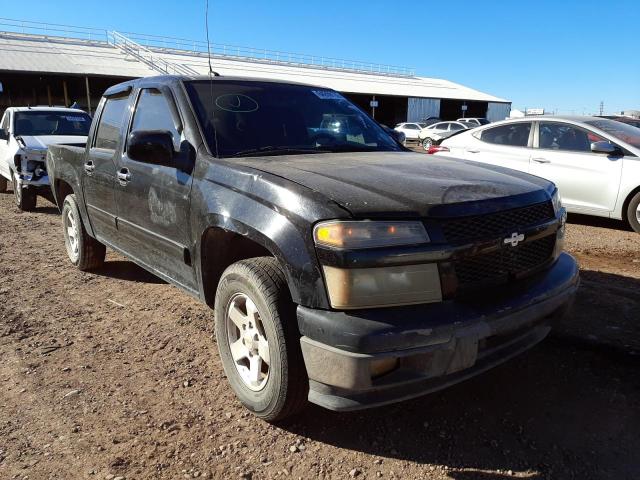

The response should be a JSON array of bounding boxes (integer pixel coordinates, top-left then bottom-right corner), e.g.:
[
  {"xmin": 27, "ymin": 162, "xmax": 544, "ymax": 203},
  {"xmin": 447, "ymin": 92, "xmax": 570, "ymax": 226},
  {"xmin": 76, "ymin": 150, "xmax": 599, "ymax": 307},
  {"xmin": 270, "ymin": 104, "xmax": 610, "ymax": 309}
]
[{"xmin": 229, "ymin": 146, "xmax": 329, "ymax": 158}]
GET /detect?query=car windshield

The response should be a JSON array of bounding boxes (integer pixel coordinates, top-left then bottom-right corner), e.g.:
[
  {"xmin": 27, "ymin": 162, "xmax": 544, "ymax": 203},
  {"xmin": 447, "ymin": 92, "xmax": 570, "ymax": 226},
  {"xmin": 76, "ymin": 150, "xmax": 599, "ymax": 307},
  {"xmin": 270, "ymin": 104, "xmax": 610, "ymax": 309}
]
[
  {"xmin": 584, "ymin": 118, "xmax": 640, "ymax": 149},
  {"xmin": 477, "ymin": 118, "xmax": 490, "ymax": 125},
  {"xmin": 14, "ymin": 111, "xmax": 91, "ymax": 136},
  {"xmin": 185, "ymin": 80, "xmax": 402, "ymax": 157}
]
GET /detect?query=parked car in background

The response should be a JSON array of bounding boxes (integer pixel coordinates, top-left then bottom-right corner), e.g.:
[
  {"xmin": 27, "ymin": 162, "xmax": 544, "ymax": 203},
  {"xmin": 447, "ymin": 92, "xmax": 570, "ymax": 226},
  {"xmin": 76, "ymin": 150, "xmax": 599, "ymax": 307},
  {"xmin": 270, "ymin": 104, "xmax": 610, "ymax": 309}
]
[
  {"xmin": 457, "ymin": 117, "xmax": 490, "ymax": 127},
  {"xmin": 47, "ymin": 75, "xmax": 577, "ymax": 421},
  {"xmin": 597, "ymin": 115, "xmax": 640, "ymax": 129},
  {"xmin": 0, "ymin": 107, "xmax": 91, "ymax": 210},
  {"xmin": 394, "ymin": 122, "xmax": 427, "ymax": 140},
  {"xmin": 418, "ymin": 121, "xmax": 472, "ymax": 150},
  {"xmin": 432, "ymin": 116, "xmax": 640, "ymax": 232}
]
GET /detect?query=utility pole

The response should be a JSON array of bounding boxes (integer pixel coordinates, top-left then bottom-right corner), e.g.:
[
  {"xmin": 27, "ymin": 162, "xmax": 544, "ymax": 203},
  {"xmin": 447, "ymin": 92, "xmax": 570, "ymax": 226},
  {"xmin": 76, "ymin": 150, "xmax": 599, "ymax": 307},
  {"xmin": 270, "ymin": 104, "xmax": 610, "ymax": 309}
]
[{"xmin": 599, "ymin": 101, "xmax": 604, "ymax": 116}]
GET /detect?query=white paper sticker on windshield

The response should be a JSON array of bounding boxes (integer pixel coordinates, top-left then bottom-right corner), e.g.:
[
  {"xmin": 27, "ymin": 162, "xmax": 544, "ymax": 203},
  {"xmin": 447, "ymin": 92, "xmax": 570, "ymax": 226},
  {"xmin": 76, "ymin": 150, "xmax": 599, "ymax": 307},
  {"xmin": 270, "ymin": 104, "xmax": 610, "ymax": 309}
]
[
  {"xmin": 65, "ymin": 116, "xmax": 87, "ymax": 122},
  {"xmin": 312, "ymin": 90, "xmax": 344, "ymax": 100}
]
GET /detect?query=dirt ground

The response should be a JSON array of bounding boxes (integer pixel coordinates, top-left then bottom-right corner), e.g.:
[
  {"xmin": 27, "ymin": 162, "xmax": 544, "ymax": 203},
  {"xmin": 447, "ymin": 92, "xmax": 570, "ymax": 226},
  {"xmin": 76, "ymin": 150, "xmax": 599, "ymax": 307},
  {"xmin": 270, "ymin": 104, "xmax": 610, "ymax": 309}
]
[{"xmin": 1, "ymin": 190, "xmax": 639, "ymax": 480}]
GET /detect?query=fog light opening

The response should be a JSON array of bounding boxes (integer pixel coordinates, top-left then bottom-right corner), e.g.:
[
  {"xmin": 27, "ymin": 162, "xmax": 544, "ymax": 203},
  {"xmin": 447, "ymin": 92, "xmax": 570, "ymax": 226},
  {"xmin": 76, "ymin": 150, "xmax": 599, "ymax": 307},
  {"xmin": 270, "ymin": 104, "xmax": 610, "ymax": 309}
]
[{"xmin": 370, "ymin": 357, "xmax": 399, "ymax": 379}]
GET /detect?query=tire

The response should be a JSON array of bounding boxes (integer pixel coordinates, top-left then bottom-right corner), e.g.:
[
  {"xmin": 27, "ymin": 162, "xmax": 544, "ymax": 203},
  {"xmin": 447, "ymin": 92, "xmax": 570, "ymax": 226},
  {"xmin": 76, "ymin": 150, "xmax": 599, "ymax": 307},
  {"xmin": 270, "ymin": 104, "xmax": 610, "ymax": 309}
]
[
  {"xmin": 13, "ymin": 173, "xmax": 36, "ymax": 211},
  {"xmin": 422, "ymin": 138, "xmax": 434, "ymax": 150},
  {"xmin": 0, "ymin": 176, "xmax": 7, "ymax": 193},
  {"xmin": 214, "ymin": 257, "xmax": 308, "ymax": 422},
  {"xmin": 626, "ymin": 191, "xmax": 640, "ymax": 233},
  {"xmin": 61, "ymin": 194, "xmax": 106, "ymax": 271}
]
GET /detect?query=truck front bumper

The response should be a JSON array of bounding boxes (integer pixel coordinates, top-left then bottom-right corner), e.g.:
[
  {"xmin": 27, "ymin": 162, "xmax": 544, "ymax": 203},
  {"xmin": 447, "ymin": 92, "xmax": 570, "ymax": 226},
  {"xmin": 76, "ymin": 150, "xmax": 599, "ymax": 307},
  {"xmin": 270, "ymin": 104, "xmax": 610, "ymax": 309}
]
[{"xmin": 297, "ymin": 252, "xmax": 579, "ymax": 411}]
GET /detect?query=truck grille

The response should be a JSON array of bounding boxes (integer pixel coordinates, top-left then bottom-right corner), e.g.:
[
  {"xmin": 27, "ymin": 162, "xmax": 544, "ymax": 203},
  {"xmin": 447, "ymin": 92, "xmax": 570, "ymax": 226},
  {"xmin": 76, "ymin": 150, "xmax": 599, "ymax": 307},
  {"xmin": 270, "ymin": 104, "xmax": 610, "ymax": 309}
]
[
  {"xmin": 441, "ymin": 201, "xmax": 555, "ymax": 244},
  {"xmin": 454, "ymin": 235, "xmax": 556, "ymax": 289}
]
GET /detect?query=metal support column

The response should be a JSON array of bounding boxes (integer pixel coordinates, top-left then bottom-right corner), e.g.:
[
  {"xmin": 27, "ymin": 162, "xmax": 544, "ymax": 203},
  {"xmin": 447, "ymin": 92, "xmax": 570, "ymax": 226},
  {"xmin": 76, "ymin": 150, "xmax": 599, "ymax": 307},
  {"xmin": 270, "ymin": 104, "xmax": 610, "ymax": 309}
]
[
  {"xmin": 63, "ymin": 80, "xmax": 69, "ymax": 107},
  {"xmin": 85, "ymin": 76, "xmax": 92, "ymax": 115}
]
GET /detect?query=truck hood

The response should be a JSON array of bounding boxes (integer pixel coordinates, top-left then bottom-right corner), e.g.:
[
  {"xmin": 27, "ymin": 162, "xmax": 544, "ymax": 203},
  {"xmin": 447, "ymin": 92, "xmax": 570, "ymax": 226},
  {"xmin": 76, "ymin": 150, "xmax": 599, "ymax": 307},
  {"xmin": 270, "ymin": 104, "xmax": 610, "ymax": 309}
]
[
  {"xmin": 17, "ymin": 135, "xmax": 87, "ymax": 151},
  {"xmin": 234, "ymin": 152, "xmax": 553, "ymax": 217}
]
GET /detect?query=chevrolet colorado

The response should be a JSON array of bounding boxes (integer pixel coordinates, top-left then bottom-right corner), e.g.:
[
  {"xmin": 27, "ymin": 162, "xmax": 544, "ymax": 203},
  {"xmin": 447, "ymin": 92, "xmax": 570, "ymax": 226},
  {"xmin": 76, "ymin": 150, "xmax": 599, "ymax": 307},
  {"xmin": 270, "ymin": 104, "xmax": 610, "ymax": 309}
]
[{"xmin": 46, "ymin": 75, "xmax": 579, "ymax": 421}]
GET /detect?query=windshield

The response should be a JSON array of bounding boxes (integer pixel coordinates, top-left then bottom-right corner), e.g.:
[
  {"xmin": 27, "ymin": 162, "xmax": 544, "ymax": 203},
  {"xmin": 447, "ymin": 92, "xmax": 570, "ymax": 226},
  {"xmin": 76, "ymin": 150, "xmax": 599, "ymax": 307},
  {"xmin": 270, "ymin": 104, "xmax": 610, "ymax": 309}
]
[
  {"xmin": 185, "ymin": 80, "xmax": 402, "ymax": 157},
  {"xmin": 14, "ymin": 111, "xmax": 91, "ymax": 136},
  {"xmin": 584, "ymin": 118, "xmax": 640, "ymax": 149},
  {"xmin": 477, "ymin": 118, "xmax": 490, "ymax": 125}
]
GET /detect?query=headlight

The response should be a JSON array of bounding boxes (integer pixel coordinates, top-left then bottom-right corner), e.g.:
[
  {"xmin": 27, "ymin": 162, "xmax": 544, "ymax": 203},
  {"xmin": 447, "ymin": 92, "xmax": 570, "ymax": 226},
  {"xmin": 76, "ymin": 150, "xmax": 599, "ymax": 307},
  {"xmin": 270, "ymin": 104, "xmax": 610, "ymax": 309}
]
[
  {"xmin": 552, "ymin": 188, "xmax": 562, "ymax": 215},
  {"xmin": 322, "ymin": 264, "xmax": 442, "ymax": 309},
  {"xmin": 314, "ymin": 220, "xmax": 439, "ymax": 309},
  {"xmin": 314, "ymin": 220, "xmax": 429, "ymax": 249}
]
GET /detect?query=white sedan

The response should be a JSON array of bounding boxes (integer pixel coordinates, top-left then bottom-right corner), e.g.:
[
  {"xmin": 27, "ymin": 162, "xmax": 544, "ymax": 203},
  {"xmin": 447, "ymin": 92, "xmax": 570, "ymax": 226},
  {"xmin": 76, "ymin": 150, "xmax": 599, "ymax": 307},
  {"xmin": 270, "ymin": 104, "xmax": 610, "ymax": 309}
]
[
  {"xmin": 418, "ymin": 121, "xmax": 472, "ymax": 150},
  {"xmin": 432, "ymin": 116, "xmax": 640, "ymax": 232},
  {"xmin": 394, "ymin": 122, "xmax": 427, "ymax": 140}
]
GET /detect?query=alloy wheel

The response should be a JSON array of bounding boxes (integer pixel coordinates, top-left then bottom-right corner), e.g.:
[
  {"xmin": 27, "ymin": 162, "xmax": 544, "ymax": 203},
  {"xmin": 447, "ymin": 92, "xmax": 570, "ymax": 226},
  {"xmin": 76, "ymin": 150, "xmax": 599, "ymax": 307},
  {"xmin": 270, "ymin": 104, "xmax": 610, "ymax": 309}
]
[{"xmin": 225, "ymin": 293, "xmax": 270, "ymax": 391}]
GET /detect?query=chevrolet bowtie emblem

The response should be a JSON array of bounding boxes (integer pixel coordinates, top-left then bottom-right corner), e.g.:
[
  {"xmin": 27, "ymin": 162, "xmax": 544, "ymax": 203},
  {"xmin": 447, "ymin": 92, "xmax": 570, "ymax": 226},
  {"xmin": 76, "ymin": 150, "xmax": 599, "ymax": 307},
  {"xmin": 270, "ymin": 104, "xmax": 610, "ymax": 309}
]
[{"xmin": 504, "ymin": 232, "xmax": 525, "ymax": 247}]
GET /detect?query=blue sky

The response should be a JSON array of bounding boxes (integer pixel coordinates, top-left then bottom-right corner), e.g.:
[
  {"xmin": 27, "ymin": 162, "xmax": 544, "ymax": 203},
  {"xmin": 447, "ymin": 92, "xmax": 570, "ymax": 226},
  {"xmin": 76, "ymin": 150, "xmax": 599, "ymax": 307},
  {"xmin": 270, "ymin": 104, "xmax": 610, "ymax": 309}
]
[{"xmin": 2, "ymin": 0, "xmax": 638, "ymax": 114}]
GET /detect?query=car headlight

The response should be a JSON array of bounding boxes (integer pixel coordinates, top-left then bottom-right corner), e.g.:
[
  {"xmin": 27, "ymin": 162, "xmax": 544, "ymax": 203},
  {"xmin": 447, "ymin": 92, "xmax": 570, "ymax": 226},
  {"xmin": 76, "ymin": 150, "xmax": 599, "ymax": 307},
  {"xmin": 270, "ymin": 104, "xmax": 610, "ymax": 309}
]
[
  {"xmin": 314, "ymin": 221, "xmax": 440, "ymax": 309},
  {"xmin": 552, "ymin": 188, "xmax": 562, "ymax": 215},
  {"xmin": 313, "ymin": 220, "xmax": 429, "ymax": 249}
]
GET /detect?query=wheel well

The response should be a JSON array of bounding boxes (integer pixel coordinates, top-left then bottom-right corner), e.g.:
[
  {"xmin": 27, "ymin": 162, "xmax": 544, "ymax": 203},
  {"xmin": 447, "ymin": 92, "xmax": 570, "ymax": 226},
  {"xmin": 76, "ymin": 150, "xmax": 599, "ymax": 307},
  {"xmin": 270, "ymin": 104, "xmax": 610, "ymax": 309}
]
[
  {"xmin": 622, "ymin": 186, "xmax": 640, "ymax": 223},
  {"xmin": 200, "ymin": 227, "xmax": 274, "ymax": 308},
  {"xmin": 54, "ymin": 179, "xmax": 74, "ymax": 211}
]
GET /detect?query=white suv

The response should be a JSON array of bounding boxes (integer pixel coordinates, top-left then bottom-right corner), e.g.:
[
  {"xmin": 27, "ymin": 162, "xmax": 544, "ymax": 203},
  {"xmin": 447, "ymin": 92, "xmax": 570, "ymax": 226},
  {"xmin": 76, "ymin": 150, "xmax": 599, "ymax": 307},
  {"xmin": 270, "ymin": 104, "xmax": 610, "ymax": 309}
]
[{"xmin": 0, "ymin": 107, "xmax": 91, "ymax": 210}]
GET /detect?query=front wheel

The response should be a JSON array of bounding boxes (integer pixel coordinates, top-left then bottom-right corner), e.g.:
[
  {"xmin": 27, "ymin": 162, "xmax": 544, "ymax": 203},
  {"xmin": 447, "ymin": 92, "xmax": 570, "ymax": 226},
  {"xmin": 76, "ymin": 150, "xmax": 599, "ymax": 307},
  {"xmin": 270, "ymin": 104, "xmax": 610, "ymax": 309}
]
[
  {"xmin": 0, "ymin": 176, "xmax": 7, "ymax": 193},
  {"xmin": 62, "ymin": 194, "xmax": 106, "ymax": 271},
  {"xmin": 13, "ymin": 173, "xmax": 36, "ymax": 211},
  {"xmin": 214, "ymin": 257, "xmax": 308, "ymax": 422},
  {"xmin": 422, "ymin": 138, "xmax": 434, "ymax": 150},
  {"xmin": 626, "ymin": 191, "xmax": 640, "ymax": 233}
]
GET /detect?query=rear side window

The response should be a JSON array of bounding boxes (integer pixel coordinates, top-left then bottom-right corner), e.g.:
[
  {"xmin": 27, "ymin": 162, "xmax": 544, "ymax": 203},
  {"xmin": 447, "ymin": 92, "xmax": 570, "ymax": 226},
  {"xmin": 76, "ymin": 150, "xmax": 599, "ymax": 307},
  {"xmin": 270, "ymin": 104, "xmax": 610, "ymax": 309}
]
[
  {"xmin": 405, "ymin": 124, "xmax": 419, "ymax": 130},
  {"xmin": 538, "ymin": 122, "xmax": 604, "ymax": 152},
  {"xmin": 480, "ymin": 123, "xmax": 531, "ymax": 147},
  {"xmin": 130, "ymin": 89, "xmax": 181, "ymax": 148},
  {"xmin": 450, "ymin": 123, "xmax": 465, "ymax": 131},
  {"xmin": 95, "ymin": 96, "xmax": 129, "ymax": 150}
]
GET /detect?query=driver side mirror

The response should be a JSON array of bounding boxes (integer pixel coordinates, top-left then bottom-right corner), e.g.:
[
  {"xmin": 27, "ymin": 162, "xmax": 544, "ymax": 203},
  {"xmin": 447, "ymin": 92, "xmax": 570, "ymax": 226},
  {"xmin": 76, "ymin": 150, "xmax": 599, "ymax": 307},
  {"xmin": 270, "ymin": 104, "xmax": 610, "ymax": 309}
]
[
  {"xmin": 591, "ymin": 140, "xmax": 622, "ymax": 156},
  {"xmin": 128, "ymin": 130, "xmax": 175, "ymax": 166}
]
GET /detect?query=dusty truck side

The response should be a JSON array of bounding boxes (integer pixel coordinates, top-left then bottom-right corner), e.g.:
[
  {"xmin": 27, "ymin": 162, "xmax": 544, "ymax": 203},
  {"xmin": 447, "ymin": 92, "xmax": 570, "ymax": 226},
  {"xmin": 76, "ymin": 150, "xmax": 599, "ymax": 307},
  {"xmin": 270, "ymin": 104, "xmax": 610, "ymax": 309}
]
[{"xmin": 47, "ymin": 75, "xmax": 579, "ymax": 421}]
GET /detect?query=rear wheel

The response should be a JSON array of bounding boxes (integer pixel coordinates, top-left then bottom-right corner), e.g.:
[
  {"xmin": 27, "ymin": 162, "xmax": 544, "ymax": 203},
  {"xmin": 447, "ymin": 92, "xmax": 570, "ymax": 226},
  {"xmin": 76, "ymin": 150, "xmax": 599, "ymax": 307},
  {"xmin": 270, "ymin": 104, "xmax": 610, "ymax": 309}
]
[
  {"xmin": 62, "ymin": 194, "xmax": 106, "ymax": 271},
  {"xmin": 214, "ymin": 257, "xmax": 308, "ymax": 422},
  {"xmin": 422, "ymin": 138, "xmax": 434, "ymax": 150},
  {"xmin": 13, "ymin": 173, "xmax": 36, "ymax": 211},
  {"xmin": 0, "ymin": 176, "xmax": 7, "ymax": 193},
  {"xmin": 626, "ymin": 191, "xmax": 640, "ymax": 233}
]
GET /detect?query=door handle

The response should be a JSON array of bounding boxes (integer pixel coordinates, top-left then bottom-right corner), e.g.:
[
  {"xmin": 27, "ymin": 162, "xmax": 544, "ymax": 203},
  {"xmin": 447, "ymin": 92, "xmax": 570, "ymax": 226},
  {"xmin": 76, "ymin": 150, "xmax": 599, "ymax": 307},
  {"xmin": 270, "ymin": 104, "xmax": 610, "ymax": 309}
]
[
  {"xmin": 84, "ymin": 161, "xmax": 95, "ymax": 174},
  {"xmin": 532, "ymin": 157, "xmax": 551, "ymax": 164},
  {"xmin": 117, "ymin": 168, "xmax": 131, "ymax": 185},
  {"xmin": 466, "ymin": 148, "xmax": 480, "ymax": 153}
]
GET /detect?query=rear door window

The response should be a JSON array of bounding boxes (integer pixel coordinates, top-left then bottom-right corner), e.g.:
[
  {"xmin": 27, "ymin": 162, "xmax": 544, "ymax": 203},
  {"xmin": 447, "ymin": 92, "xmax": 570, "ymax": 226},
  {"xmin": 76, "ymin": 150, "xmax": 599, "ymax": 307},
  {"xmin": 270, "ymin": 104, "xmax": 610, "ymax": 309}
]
[
  {"xmin": 94, "ymin": 96, "xmax": 129, "ymax": 151},
  {"xmin": 480, "ymin": 123, "xmax": 531, "ymax": 147}
]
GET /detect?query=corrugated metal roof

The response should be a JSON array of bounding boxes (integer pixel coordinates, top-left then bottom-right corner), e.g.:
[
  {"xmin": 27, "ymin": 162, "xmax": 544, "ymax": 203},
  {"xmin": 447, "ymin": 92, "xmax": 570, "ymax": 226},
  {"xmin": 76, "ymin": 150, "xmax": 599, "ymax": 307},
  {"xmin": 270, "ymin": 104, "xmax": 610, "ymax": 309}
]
[{"xmin": 0, "ymin": 32, "xmax": 509, "ymax": 103}]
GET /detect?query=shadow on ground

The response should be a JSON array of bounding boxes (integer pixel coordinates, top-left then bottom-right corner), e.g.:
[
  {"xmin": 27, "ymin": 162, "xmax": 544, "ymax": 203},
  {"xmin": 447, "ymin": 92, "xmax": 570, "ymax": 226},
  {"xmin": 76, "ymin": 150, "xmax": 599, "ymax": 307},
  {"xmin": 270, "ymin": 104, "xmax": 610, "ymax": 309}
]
[
  {"xmin": 567, "ymin": 213, "xmax": 631, "ymax": 232},
  {"xmin": 92, "ymin": 260, "xmax": 166, "ymax": 284},
  {"xmin": 282, "ymin": 270, "xmax": 640, "ymax": 479}
]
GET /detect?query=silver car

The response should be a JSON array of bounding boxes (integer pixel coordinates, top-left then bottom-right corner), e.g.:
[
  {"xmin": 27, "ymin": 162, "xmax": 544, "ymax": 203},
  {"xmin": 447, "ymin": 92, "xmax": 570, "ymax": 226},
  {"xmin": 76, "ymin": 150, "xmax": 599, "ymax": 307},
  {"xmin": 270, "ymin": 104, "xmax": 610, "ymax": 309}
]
[{"xmin": 418, "ymin": 121, "xmax": 472, "ymax": 150}]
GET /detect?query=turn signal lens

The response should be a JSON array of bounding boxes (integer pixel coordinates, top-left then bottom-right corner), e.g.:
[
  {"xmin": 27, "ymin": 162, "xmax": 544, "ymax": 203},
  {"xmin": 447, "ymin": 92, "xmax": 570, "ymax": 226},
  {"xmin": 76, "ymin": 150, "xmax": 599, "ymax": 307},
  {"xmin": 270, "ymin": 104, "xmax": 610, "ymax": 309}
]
[{"xmin": 314, "ymin": 221, "xmax": 429, "ymax": 249}]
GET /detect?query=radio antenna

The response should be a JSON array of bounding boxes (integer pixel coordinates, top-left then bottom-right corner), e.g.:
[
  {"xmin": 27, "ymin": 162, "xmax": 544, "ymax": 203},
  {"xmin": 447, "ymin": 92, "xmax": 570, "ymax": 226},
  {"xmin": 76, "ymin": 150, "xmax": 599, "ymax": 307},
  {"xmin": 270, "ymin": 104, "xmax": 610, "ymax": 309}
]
[{"xmin": 205, "ymin": 0, "xmax": 219, "ymax": 76}]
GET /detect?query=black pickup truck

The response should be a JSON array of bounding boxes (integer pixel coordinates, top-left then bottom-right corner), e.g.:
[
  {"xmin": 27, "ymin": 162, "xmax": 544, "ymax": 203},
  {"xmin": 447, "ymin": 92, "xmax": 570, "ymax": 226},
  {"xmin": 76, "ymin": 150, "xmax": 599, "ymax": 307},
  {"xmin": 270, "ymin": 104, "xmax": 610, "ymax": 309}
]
[{"xmin": 47, "ymin": 75, "xmax": 579, "ymax": 421}]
